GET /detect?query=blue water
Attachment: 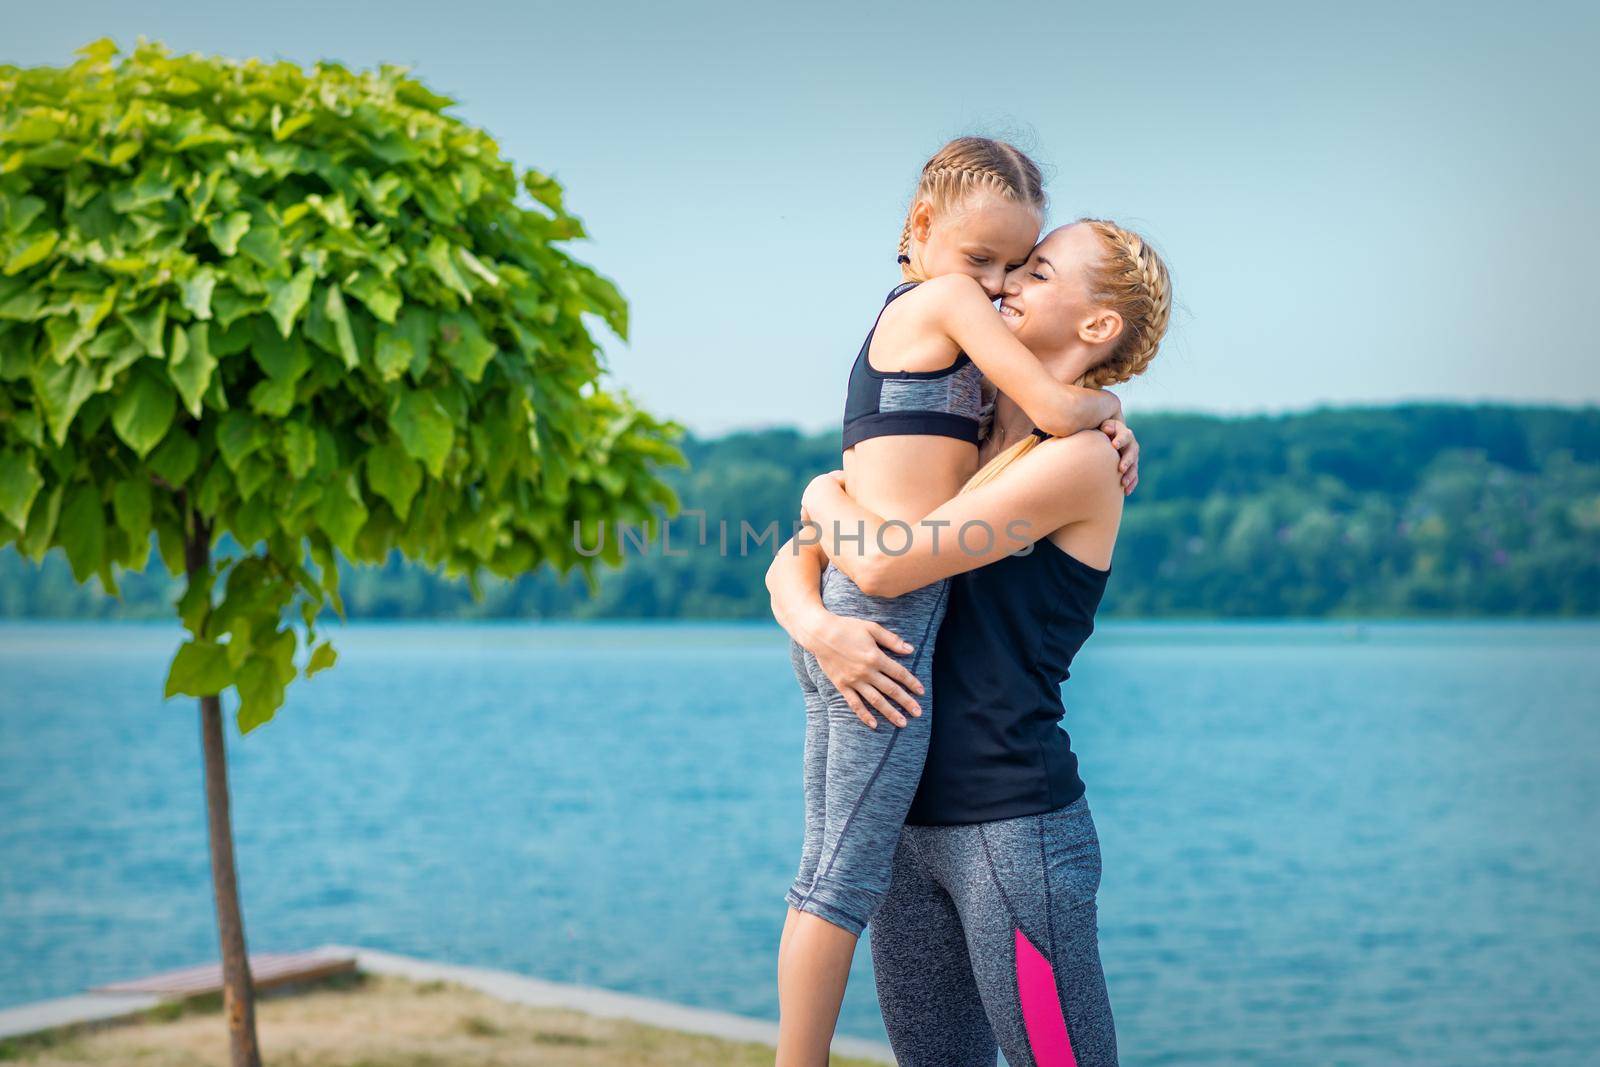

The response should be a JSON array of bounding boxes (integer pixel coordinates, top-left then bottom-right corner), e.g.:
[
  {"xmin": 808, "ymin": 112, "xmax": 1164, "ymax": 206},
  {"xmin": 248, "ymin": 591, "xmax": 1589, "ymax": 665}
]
[{"xmin": 1, "ymin": 620, "xmax": 1597, "ymax": 1064}]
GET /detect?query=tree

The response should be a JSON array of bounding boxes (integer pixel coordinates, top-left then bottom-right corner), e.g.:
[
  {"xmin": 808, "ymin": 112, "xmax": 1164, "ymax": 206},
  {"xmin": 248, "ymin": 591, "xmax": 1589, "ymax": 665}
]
[{"xmin": 0, "ymin": 40, "xmax": 681, "ymax": 1066}]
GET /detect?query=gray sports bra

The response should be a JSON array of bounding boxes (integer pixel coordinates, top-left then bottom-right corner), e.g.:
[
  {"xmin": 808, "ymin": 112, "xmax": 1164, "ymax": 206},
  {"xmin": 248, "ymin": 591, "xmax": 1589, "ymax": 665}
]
[{"xmin": 841, "ymin": 282, "xmax": 985, "ymax": 449}]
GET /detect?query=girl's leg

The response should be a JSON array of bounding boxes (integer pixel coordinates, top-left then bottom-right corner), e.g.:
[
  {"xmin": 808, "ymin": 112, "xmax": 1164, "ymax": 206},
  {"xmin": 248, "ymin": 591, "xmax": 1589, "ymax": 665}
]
[
  {"xmin": 777, "ymin": 640, "xmax": 838, "ymax": 1062},
  {"xmin": 783, "ymin": 638, "xmax": 830, "ymax": 915},
  {"xmin": 790, "ymin": 571, "xmax": 946, "ymax": 932},
  {"xmin": 778, "ymin": 569, "xmax": 949, "ymax": 1065},
  {"xmin": 871, "ymin": 829, "xmax": 1000, "ymax": 1067},
  {"xmin": 931, "ymin": 796, "xmax": 1119, "ymax": 1067},
  {"xmin": 776, "ymin": 908, "xmax": 858, "ymax": 1066}
]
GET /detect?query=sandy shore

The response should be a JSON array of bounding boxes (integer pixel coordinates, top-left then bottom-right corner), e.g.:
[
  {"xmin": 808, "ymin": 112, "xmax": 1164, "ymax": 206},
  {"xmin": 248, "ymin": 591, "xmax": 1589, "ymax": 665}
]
[{"xmin": 0, "ymin": 970, "xmax": 891, "ymax": 1066}]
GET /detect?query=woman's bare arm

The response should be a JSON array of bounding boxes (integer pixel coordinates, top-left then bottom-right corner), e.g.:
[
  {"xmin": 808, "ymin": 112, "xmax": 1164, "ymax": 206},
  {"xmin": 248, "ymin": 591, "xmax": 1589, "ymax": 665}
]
[
  {"xmin": 918, "ymin": 274, "xmax": 1122, "ymax": 437},
  {"xmin": 801, "ymin": 429, "xmax": 1124, "ymax": 598},
  {"xmin": 764, "ymin": 533, "xmax": 928, "ymax": 728}
]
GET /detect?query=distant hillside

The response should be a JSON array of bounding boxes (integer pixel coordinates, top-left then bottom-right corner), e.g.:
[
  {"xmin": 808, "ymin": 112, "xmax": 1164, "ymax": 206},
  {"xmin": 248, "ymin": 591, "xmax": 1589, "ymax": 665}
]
[{"xmin": 4, "ymin": 404, "xmax": 1597, "ymax": 619}]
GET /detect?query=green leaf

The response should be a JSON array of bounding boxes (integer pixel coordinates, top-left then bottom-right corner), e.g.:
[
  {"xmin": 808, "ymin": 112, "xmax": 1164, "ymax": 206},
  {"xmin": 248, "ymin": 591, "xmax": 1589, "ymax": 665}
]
[
  {"xmin": 176, "ymin": 564, "xmax": 215, "ymax": 633},
  {"xmin": 314, "ymin": 471, "xmax": 368, "ymax": 555},
  {"xmin": 364, "ymin": 437, "xmax": 422, "ymax": 520},
  {"xmin": 438, "ymin": 311, "xmax": 496, "ymax": 383},
  {"xmin": 208, "ymin": 211, "xmax": 251, "ymax": 256},
  {"xmin": 168, "ymin": 323, "xmax": 217, "ymax": 418},
  {"xmin": 235, "ymin": 655, "xmax": 286, "ymax": 732},
  {"xmin": 164, "ymin": 639, "xmax": 233, "ymax": 698},
  {"xmin": 217, "ymin": 410, "xmax": 266, "ymax": 470},
  {"xmin": 305, "ymin": 640, "xmax": 337, "ymax": 678},
  {"xmin": 32, "ymin": 355, "xmax": 98, "ymax": 445},
  {"xmin": 247, "ymin": 374, "xmax": 297, "ymax": 416},
  {"xmin": 20, "ymin": 483, "xmax": 63, "ymax": 561},
  {"xmin": 3, "ymin": 232, "xmax": 58, "ymax": 275},
  {"xmin": 390, "ymin": 389, "xmax": 453, "ymax": 477},
  {"xmin": 57, "ymin": 483, "xmax": 106, "ymax": 582},
  {"xmin": 0, "ymin": 450, "xmax": 43, "ymax": 529},
  {"xmin": 281, "ymin": 421, "xmax": 317, "ymax": 478},
  {"xmin": 0, "ymin": 286, "xmax": 44, "ymax": 322},
  {"xmin": 266, "ymin": 266, "xmax": 315, "ymax": 338},
  {"xmin": 149, "ymin": 429, "xmax": 200, "ymax": 485},
  {"xmin": 323, "ymin": 283, "xmax": 359, "ymax": 369},
  {"xmin": 374, "ymin": 325, "xmax": 412, "ymax": 380},
  {"xmin": 181, "ymin": 266, "xmax": 217, "ymax": 321},
  {"xmin": 456, "ymin": 247, "xmax": 501, "ymax": 289},
  {"xmin": 425, "ymin": 235, "xmax": 474, "ymax": 303},
  {"xmin": 249, "ymin": 321, "xmax": 310, "ymax": 382},
  {"xmin": 118, "ymin": 303, "xmax": 167, "ymax": 357},
  {"xmin": 111, "ymin": 477, "xmax": 153, "ymax": 539},
  {"xmin": 398, "ymin": 306, "xmax": 434, "ymax": 378},
  {"xmin": 238, "ymin": 223, "xmax": 284, "ymax": 271},
  {"xmin": 345, "ymin": 270, "xmax": 401, "ymax": 324},
  {"xmin": 111, "ymin": 368, "xmax": 176, "ymax": 458}
]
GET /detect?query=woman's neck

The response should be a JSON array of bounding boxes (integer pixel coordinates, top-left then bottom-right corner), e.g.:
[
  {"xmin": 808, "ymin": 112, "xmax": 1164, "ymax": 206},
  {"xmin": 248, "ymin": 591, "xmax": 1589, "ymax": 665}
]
[{"xmin": 987, "ymin": 343, "xmax": 1102, "ymax": 453}]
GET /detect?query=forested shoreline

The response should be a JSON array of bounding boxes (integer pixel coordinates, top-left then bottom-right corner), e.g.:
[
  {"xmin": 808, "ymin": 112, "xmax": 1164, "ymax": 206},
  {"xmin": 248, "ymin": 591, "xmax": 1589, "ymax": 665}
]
[{"xmin": 4, "ymin": 404, "xmax": 1597, "ymax": 620}]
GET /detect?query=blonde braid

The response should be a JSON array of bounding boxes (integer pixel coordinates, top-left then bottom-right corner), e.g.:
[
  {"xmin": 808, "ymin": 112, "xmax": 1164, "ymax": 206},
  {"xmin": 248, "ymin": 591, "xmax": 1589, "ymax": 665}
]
[
  {"xmin": 959, "ymin": 219, "xmax": 1173, "ymax": 496},
  {"xmin": 1077, "ymin": 219, "xmax": 1172, "ymax": 388},
  {"xmin": 897, "ymin": 137, "xmax": 1046, "ymax": 275}
]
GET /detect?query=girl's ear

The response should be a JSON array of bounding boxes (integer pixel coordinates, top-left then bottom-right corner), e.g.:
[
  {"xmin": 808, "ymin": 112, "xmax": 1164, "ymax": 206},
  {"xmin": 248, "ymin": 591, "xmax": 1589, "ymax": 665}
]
[
  {"xmin": 910, "ymin": 199, "xmax": 936, "ymax": 244},
  {"xmin": 1080, "ymin": 309, "xmax": 1124, "ymax": 346}
]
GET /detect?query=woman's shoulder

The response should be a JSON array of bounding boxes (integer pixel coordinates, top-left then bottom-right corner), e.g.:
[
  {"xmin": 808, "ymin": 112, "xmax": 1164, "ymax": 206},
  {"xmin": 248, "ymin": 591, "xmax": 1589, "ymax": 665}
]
[{"xmin": 1028, "ymin": 430, "xmax": 1124, "ymax": 496}]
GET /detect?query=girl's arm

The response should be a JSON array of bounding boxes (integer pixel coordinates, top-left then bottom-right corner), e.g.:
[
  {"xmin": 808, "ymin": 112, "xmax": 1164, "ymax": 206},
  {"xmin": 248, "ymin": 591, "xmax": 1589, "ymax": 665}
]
[
  {"xmin": 764, "ymin": 533, "xmax": 929, "ymax": 729},
  {"xmin": 801, "ymin": 429, "xmax": 1124, "ymax": 598},
  {"xmin": 919, "ymin": 273, "xmax": 1122, "ymax": 437}
]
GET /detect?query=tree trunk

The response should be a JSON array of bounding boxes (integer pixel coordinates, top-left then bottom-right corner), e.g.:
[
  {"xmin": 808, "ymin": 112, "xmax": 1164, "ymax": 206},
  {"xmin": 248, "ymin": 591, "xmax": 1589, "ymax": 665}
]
[{"xmin": 185, "ymin": 509, "xmax": 262, "ymax": 1067}]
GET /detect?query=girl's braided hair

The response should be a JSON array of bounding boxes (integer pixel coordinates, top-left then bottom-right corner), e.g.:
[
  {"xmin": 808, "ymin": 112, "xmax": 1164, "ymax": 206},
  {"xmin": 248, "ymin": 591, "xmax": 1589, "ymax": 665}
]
[{"xmin": 898, "ymin": 137, "xmax": 1046, "ymax": 274}]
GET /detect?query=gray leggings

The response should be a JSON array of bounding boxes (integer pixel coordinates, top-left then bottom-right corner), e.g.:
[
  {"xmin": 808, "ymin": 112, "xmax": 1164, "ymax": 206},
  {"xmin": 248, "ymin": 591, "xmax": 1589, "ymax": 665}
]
[
  {"xmin": 785, "ymin": 562, "xmax": 951, "ymax": 937},
  {"xmin": 872, "ymin": 795, "xmax": 1119, "ymax": 1067}
]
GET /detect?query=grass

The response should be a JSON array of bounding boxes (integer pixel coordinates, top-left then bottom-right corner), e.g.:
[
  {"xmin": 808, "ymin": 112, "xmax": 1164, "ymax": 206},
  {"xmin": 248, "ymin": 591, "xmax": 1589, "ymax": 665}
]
[{"xmin": 0, "ymin": 972, "xmax": 889, "ymax": 1066}]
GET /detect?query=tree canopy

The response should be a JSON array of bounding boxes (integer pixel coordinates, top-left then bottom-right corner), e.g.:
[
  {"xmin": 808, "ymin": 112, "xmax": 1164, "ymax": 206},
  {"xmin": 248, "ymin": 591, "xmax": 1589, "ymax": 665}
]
[{"xmin": 0, "ymin": 40, "xmax": 682, "ymax": 729}]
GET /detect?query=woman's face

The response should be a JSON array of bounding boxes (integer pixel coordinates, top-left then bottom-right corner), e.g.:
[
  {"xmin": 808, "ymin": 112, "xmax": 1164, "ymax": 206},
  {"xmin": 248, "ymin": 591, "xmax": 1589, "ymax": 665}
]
[
  {"xmin": 998, "ymin": 223, "xmax": 1103, "ymax": 350},
  {"xmin": 916, "ymin": 190, "xmax": 1041, "ymax": 299}
]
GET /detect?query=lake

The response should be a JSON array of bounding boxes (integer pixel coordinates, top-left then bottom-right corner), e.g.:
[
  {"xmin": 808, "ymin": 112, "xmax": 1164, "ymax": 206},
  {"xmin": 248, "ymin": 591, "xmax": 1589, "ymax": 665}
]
[{"xmin": 1, "ymin": 620, "xmax": 1596, "ymax": 1064}]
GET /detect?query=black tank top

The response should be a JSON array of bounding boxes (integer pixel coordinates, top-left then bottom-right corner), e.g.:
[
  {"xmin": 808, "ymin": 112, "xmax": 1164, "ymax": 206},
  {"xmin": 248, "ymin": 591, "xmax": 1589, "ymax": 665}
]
[
  {"xmin": 906, "ymin": 518, "xmax": 1111, "ymax": 826},
  {"xmin": 841, "ymin": 282, "xmax": 984, "ymax": 449}
]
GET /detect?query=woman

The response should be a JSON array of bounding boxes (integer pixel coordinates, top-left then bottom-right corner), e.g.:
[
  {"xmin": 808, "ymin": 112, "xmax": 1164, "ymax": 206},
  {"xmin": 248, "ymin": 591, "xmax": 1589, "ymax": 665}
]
[{"xmin": 768, "ymin": 219, "xmax": 1172, "ymax": 1066}]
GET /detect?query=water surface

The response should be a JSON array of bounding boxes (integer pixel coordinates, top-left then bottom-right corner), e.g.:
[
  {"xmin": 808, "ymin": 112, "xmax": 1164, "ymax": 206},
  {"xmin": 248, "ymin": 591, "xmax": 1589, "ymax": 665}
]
[{"xmin": 2, "ymin": 620, "xmax": 1596, "ymax": 1064}]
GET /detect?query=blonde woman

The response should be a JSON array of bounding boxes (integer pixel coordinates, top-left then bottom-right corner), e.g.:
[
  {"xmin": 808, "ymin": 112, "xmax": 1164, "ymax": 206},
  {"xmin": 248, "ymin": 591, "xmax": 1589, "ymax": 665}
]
[{"xmin": 768, "ymin": 219, "xmax": 1171, "ymax": 1066}]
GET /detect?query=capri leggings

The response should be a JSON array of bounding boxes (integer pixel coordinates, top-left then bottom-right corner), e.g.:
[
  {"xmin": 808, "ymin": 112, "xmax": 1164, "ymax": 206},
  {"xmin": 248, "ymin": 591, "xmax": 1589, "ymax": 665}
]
[
  {"xmin": 785, "ymin": 561, "xmax": 950, "ymax": 937},
  {"xmin": 872, "ymin": 794, "xmax": 1119, "ymax": 1067}
]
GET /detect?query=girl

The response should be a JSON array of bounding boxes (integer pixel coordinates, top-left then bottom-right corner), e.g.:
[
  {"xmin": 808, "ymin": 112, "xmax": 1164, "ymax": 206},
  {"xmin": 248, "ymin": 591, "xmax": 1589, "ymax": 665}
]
[
  {"xmin": 772, "ymin": 218, "xmax": 1172, "ymax": 1066},
  {"xmin": 774, "ymin": 138, "xmax": 1138, "ymax": 1064}
]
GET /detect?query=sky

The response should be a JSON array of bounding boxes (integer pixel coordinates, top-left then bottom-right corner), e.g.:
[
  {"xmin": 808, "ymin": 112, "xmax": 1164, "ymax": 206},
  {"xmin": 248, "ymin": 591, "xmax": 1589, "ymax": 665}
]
[{"xmin": 6, "ymin": 0, "xmax": 1599, "ymax": 434}]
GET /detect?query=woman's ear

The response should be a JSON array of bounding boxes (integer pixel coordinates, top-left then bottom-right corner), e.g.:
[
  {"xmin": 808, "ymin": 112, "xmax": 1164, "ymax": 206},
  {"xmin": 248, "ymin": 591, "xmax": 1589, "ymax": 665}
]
[
  {"xmin": 1080, "ymin": 309, "xmax": 1124, "ymax": 346},
  {"xmin": 911, "ymin": 199, "xmax": 935, "ymax": 244}
]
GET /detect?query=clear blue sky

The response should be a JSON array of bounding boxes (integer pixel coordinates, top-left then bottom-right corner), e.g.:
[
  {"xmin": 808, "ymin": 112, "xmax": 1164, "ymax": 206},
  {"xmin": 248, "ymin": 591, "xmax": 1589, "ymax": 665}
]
[{"xmin": 7, "ymin": 1, "xmax": 1598, "ymax": 433}]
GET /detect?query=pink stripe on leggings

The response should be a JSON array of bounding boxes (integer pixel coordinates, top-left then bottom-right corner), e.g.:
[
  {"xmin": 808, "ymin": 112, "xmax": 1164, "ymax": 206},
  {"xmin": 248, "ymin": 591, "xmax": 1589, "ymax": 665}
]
[{"xmin": 1015, "ymin": 927, "xmax": 1077, "ymax": 1067}]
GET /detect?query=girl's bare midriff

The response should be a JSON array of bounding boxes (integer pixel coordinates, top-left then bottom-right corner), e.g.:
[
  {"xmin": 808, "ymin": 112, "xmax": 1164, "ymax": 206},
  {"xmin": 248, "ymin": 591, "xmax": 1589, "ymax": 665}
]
[{"xmin": 842, "ymin": 436, "xmax": 979, "ymax": 526}]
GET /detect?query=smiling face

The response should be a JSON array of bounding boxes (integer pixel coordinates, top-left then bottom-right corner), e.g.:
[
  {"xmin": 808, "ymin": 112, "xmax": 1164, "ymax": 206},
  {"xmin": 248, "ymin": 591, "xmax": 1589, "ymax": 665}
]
[
  {"xmin": 997, "ymin": 223, "xmax": 1113, "ymax": 350},
  {"xmin": 910, "ymin": 188, "xmax": 1042, "ymax": 298}
]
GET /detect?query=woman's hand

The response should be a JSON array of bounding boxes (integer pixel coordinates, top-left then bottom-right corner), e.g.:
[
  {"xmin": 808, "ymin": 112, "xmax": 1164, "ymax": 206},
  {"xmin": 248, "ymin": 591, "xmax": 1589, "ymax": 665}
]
[
  {"xmin": 799, "ymin": 611, "xmax": 926, "ymax": 730},
  {"xmin": 1100, "ymin": 418, "xmax": 1139, "ymax": 495}
]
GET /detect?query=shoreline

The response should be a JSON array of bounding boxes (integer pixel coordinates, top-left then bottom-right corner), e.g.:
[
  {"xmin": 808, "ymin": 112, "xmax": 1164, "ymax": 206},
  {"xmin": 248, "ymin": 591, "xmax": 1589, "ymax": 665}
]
[{"xmin": 0, "ymin": 944, "xmax": 894, "ymax": 1064}]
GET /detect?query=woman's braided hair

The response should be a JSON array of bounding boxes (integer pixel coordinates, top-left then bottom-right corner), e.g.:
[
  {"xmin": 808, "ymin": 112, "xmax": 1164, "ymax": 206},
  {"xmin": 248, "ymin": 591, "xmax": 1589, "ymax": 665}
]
[
  {"xmin": 959, "ymin": 219, "xmax": 1173, "ymax": 495},
  {"xmin": 898, "ymin": 137, "xmax": 1046, "ymax": 276},
  {"xmin": 1075, "ymin": 218, "xmax": 1172, "ymax": 388}
]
